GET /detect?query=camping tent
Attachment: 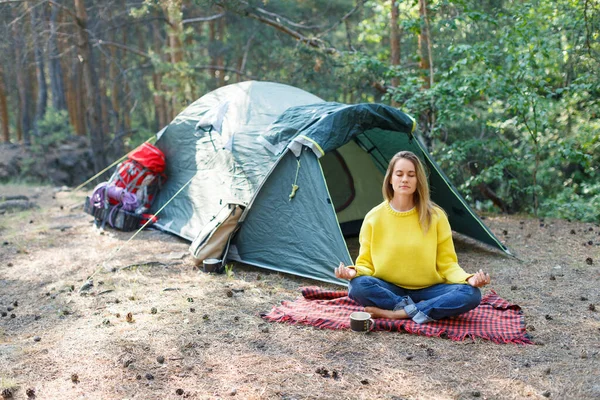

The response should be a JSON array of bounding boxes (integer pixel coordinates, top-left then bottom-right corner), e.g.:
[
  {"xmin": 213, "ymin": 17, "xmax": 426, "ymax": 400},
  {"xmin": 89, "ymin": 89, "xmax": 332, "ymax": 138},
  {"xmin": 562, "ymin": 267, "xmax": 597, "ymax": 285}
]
[{"xmin": 152, "ymin": 81, "xmax": 509, "ymax": 285}]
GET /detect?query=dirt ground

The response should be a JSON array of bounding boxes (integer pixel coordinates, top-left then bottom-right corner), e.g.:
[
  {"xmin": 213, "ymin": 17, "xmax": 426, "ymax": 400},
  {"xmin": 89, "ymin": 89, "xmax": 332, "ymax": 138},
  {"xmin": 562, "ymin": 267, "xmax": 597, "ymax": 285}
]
[{"xmin": 0, "ymin": 183, "xmax": 599, "ymax": 400}]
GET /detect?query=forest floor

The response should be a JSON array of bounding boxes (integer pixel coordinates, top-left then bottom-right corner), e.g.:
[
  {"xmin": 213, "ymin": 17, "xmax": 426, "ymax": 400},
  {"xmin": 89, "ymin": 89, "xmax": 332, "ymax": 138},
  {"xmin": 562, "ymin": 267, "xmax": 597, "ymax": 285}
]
[{"xmin": 0, "ymin": 183, "xmax": 599, "ymax": 400}]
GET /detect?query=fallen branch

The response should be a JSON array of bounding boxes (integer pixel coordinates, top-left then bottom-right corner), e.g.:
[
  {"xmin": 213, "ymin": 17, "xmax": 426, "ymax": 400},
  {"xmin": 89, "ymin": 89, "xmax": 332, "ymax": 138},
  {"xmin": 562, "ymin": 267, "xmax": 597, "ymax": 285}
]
[
  {"xmin": 0, "ymin": 200, "xmax": 38, "ymax": 212},
  {"xmin": 0, "ymin": 195, "xmax": 29, "ymax": 202}
]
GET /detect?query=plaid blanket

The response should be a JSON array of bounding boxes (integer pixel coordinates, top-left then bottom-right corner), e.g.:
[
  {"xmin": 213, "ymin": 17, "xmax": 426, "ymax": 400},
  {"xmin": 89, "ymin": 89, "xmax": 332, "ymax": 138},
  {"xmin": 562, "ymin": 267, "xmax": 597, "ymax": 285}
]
[{"xmin": 262, "ymin": 287, "xmax": 533, "ymax": 344}]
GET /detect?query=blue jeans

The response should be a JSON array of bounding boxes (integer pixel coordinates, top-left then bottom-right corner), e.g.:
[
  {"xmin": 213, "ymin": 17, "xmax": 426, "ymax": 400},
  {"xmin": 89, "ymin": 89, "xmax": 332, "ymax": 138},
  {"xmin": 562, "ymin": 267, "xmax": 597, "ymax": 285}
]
[{"xmin": 348, "ymin": 276, "xmax": 481, "ymax": 324}]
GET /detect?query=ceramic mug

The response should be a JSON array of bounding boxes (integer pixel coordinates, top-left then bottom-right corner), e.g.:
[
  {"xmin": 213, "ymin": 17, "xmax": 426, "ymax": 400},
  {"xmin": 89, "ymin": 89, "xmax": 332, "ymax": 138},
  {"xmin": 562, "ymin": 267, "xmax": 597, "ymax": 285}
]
[
  {"xmin": 203, "ymin": 258, "xmax": 222, "ymax": 273},
  {"xmin": 350, "ymin": 311, "xmax": 374, "ymax": 332}
]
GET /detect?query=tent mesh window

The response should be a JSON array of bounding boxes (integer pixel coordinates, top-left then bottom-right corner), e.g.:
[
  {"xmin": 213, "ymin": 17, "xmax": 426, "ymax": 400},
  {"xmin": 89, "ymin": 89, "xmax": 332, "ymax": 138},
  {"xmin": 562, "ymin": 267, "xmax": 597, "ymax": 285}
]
[{"xmin": 319, "ymin": 150, "xmax": 355, "ymax": 213}]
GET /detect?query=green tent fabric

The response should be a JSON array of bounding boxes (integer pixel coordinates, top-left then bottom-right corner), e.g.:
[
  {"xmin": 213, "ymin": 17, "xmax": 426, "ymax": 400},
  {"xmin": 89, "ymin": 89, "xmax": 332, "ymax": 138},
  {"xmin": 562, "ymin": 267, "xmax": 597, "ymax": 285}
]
[{"xmin": 152, "ymin": 81, "xmax": 510, "ymax": 285}]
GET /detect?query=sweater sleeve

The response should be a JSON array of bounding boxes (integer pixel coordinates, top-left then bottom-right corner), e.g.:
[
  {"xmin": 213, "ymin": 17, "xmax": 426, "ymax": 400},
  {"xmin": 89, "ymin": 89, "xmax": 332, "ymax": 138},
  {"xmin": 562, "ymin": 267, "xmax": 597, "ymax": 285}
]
[
  {"xmin": 435, "ymin": 210, "xmax": 471, "ymax": 284},
  {"xmin": 350, "ymin": 217, "xmax": 375, "ymax": 277}
]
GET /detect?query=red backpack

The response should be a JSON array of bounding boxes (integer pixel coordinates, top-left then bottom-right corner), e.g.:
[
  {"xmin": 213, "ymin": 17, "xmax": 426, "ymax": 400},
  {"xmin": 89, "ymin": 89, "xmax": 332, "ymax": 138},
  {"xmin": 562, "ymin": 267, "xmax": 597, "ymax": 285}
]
[
  {"xmin": 108, "ymin": 142, "xmax": 166, "ymax": 212},
  {"xmin": 85, "ymin": 142, "xmax": 166, "ymax": 231}
]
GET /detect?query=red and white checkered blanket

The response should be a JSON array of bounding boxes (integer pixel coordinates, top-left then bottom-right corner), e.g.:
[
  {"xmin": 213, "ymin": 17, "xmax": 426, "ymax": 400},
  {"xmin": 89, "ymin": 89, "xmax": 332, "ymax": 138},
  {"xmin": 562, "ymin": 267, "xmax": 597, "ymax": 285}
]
[{"xmin": 262, "ymin": 287, "xmax": 533, "ymax": 344}]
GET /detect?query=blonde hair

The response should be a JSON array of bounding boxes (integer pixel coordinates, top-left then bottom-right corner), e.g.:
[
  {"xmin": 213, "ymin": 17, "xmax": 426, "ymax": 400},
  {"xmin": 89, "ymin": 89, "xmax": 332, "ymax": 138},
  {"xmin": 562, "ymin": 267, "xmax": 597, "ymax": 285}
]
[{"xmin": 382, "ymin": 151, "xmax": 437, "ymax": 234}]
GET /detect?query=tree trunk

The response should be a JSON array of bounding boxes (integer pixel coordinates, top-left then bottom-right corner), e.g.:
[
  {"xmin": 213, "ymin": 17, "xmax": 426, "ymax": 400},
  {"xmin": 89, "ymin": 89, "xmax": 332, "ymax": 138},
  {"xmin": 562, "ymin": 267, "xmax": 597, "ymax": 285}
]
[
  {"xmin": 12, "ymin": 7, "xmax": 31, "ymax": 144},
  {"xmin": 237, "ymin": 30, "xmax": 255, "ymax": 84},
  {"xmin": 418, "ymin": 0, "xmax": 431, "ymax": 89},
  {"xmin": 161, "ymin": 0, "xmax": 184, "ymax": 119},
  {"xmin": 30, "ymin": 2, "xmax": 48, "ymax": 137},
  {"xmin": 98, "ymin": 53, "xmax": 110, "ymax": 141},
  {"xmin": 64, "ymin": 66, "xmax": 76, "ymax": 131},
  {"xmin": 344, "ymin": 18, "xmax": 354, "ymax": 52},
  {"xmin": 152, "ymin": 73, "xmax": 168, "ymax": 130},
  {"xmin": 59, "ymin": 14, "xmax": 82, "ymax": 135},
  {"xmin": 0, "ymin": 64, "xmax": 10, "ymax": 143},
  {"xmin": 18, "ymin": 67, "xmax": 33, "ymax": 144},
  {"xmin": 108, "ymin": 8, "xmax": 124, "ymax": 157},
  {"xmin": 209, "ymin": 19, "xmax": 216, "ymax": 86},
  {"xmin": 418, "ymin": 0, "xmax": 435, "ymax": 147},
  {"xmin": 77, "ymin": 63, "xmax": 87, "ymax": 136},
  {"xmin": 122, "ymin": 23, "xmax": 131, "ymax": 134},
  {"xmin": 185, "ymin": 16, "xmax": 199, "ymax": 96},
  {"xmin": 66, "ymin": 55, "xmax": 86, "ymax": 136},
  {"xmin": 217, "ymin": 16, "xmax": 225, "ymax": 87},
  {"xmin": 74, "ymin": 0, "xmax": 106, "ymax": 172},
  {"xmin": 152, "ymin": 20, "xmax": 168, "ymax": 130},
  {"xmin": 123, "ymin": 80, "xmax": 131, "ymax": 132},
  {"xmin": 48, "ymin": 4, "xmax": 67, "ymax": 111},
  {"xmin": 390, "ymin": 0, "xmax": 401, "ymax": 107},
  {"xmin": 109, "ymin": 42, "xmax": 121, "ymax": 142}
]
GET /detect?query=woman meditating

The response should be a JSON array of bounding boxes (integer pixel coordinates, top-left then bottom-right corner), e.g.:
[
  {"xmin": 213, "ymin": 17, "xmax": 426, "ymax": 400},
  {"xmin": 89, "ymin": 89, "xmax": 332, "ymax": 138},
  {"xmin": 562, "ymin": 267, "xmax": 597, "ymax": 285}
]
[{"xmin": 335, "ymin": 151, "xmax": 491, "ymax": 324}]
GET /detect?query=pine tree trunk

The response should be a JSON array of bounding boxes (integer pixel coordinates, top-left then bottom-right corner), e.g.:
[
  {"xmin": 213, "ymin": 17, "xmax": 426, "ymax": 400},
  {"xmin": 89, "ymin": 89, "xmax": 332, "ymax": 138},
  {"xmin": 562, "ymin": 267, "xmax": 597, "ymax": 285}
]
[
  {"xmin": 123, "ymin": 81, "xmax": 131, "ymax": 132},
  {"xmin": 418, "ymin": 0, "xmax": 431, "ymax": 89},
  {"xmin": 98, "ymin": 54, "xmax": 110, "ymax": 141},
  {"xmin": 74, "ymin": 0, "xmax": 106, "ymax": 172},
  {"xmin": 61, "ymin": 17, "xmax": 82, "ymax": 135},
  {"xmin": 217, "ymin": 17, "xmax": 225, "ymax": 87},
  {"xmin": 48, "ymin": 5, "xmax": 67, "ymax": 111},
  {"xmin": 30, "ymin": 2, "xmax": 48, "ymax": 137},
  {"xmin": 390, "ymin": 0, "xmax": 401, "ymax": 107},
  {"xmin": 418, "ymin": 0, "xmax": 435, "ymax": 146},
  {"xmin": 65, "ymin": 55, "xmax": 86, "ymax": 136},
  {"xmin": 64, "ymin": 66, "xmax": 76, "ymax": 131},
  {"xmin": 109, "ymin": 39, "xmax": 121, "ymax": 142},
  {"xmin": 161, "ymin": 0, "xmax": 184, "ymax": 119},
  {"xmin": 152, "ymin": 20, "xmax": 168, "ymax": 130},
  {"xmin": 0, "ymin": 64, "xmax": 10, "ymax": 143},
  {"xmin": 12, "ymin": 7, "xmax": 31, "ymax": 144},
  {"xmin": 185, "ymin": 17, "xmax": 198, "ymax": 97},
  {"xmin": 122, "ymin": 4, "xmax": 133, "ymax": 133},
  {"xmin": 209, "ymin": 19, "xmax": 216, "ymax": 86},
  {"xmin": 75, "ymin": 63, "xmax": 86, "ymax": 135},
  {"xmin": 108, "ymin": 10, "xmax": 124, "ymax": 157}
]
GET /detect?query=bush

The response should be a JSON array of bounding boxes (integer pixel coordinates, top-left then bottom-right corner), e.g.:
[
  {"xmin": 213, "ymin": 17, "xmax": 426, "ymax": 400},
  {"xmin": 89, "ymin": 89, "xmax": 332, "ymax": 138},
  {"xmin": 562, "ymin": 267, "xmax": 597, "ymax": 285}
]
[
  {"xmin": 540, "ymin": 182, "xmax": 600, "ymax": 223},
  {"xmin": 32, "ymin": 109, "xmax": 74, "ymax": 152}
]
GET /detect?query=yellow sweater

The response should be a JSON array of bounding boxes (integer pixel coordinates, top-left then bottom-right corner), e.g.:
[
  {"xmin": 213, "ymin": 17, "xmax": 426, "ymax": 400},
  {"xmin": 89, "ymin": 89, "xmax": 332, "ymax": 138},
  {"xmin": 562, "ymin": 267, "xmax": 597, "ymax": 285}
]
[{"xmin": 351, "ymin": 202, "xmax": 471, "ymax": 290}]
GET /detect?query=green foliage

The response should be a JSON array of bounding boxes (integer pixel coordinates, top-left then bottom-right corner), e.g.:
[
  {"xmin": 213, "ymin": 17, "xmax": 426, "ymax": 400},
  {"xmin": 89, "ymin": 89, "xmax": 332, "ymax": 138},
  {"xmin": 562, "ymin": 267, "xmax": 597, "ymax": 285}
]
[
  {"xmin": 540, "ymin": 182, "xmax": 600, "ymax": 222},
  {"xmin": 33, "ymin": 109, "xmax": 74, "ymax": 151},
  {"xmin": 224, "ymin": 263, "xmax": 234, "ymax": 278},
  {"xmin": 126, "ymin": 126, "xmax": 156, "ymax": 150},
  {"xmin": 345, "ymin": 0, "xmax": 599, "ymax": 222},
  {"xmin": 14, "ymin": 109, "xmax": 76, "ymax": 183}
]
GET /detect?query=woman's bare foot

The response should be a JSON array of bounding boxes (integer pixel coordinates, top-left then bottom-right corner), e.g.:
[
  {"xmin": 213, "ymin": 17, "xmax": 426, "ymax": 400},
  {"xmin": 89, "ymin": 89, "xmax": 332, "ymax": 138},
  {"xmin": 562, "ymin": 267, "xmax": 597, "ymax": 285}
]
[{"xmin": 365, "ymin": 306, "xmax": 409, "ymax": 320}]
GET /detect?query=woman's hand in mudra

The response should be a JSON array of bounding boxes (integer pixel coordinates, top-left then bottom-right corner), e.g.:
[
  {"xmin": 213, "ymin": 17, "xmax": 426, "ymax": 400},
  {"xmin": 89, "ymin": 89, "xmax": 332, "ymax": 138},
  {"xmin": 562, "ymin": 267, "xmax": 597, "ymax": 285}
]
[
  {"xmin": 335, "ymin": 262, "xmax": 357, "ymax": 280},
  {"xmin": 467, "ymin": 269, "xmax": 491, "ymax": 288}
]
